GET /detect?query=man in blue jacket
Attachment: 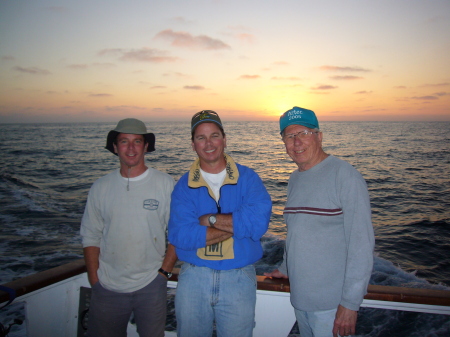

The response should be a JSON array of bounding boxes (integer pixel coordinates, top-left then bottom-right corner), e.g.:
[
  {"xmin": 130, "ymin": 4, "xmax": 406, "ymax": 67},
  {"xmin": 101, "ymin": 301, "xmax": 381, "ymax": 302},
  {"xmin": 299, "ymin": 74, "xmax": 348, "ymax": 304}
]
[{"xmin": 168, "ymin": 110, "xmax": 272, "ymax": 337}]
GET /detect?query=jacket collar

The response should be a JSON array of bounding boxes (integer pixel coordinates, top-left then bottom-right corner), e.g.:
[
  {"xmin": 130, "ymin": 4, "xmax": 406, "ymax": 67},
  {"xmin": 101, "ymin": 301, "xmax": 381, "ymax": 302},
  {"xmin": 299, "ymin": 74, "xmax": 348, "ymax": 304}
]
[{"xmin": 188, "ymin": 153, "xmax": 239, "ymax": 191}]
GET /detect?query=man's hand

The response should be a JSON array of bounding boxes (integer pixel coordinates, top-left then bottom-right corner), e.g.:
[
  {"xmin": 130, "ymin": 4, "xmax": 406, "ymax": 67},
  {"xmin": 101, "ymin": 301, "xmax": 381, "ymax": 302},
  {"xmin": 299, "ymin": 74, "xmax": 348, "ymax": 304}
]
[
  {"xmin": 263, "ymin": 269, "xmax": 288, "ymax": 279},
  {"xmin": 333, "ymin": 305, "xmax": 357, "ymax": 337},
  {"xmin": 83, "ymin": 246, "xmax": 100, "ymax": 286}
]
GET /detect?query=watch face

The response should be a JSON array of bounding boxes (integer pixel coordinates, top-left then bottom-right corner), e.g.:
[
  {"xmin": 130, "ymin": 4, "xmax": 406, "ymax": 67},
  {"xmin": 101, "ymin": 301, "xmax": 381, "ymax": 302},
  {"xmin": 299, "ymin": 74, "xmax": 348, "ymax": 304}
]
[{"xmin": 209, "ymin": 215, "xmax": 217, "ymax": 225}]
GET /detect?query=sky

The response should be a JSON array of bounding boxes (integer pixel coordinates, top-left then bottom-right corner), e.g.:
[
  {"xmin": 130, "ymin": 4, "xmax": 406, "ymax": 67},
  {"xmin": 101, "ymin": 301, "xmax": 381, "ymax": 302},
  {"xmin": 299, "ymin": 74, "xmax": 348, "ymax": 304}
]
[{"xmin": 1, "ymin": 0, "xmax": 449, "ymax": 123}]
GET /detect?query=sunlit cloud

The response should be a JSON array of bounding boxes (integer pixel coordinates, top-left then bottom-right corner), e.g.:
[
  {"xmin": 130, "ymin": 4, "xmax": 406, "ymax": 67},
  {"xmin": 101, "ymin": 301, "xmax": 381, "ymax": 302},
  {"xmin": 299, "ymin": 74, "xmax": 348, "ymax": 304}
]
[
  {"xmin": 320, "ymin": 65, "xmax": 371, "ymax": 72},
  {"xmin": 361, "ymin": 108, "xmax": 388, "ymax": 112},
  {"xmin": 411, "ymin": 96, "xmax": 439, "ymax": 100},
  {"xmin": 310, "ymin": 92, "xmax": 330, "ymax": 95},
  {"xmin": 89, "ymin": 93, "xmax": 113, "ymax": 97},
  {"xmin": 98, "ymin": 48, "xmax": 178, "ymax": 63},
  {"xmin": 235, "ymin": 33, "xmax": 255, "ymax": 44},
  {"xmin": 239, "ymin": 75, "xmax": 260, "ymax": 79},
  {"xmin": 68, "ymin": 63, "xmax": 115, "ymax": 69},
  {"xmin": 67, "ymin": 64, "xmax": 89, "ymax": 70},
  {"xmin": 171, "ymin": 16, "xmax": 194, "ymax": 25},
  {"xmin": 434, "ymin": 92, "xmax": 449, "ymax": 96},
  {"xmin": 92, "ymin": 62, "xmax": 116, "ymax": 68},
  {"xmin": 330, "ymin": 76, "xmax": 363, "ymax": 80},
  {"xmin": 225, "ymin": 25, "xmax": 255, "ymax": 44},
  {"xmin": 273, "ymin": 61, "xmax": 289, "ymax": 66},
  {"xmin": 12, "ymin": 66, "xmax": 51, "ymax": 75},
  {"xmin": 151, "ymin": 86, "xmax": 167, "ymax": 89},
  {"xmin": 355, "ymin": 91, "xmax": 373, "ymax": 94},
  {"xmin": 420, "ymin": 82, "xmax": 450, "ymax": 88},
  {"xmin": 271, "ymin": 76, "xmax": 301, "ymax": 81},
  {"xmin": 311, "ymin": 85, "xmax": 338, "ymax": 90},
  {"xmin": 163, "ymin": 72, "xmax": 191, "ymax": 78},
  {"xmin": 155, "ymin": 29, "xmax": 231, "ymax": 50},
  {"xmin": 105, "ymin": 105, "xmax": 146, "ymax": 111},
  {"xmin": 184, "ymin": 85, "xmax": 205, "ymax": 90}
]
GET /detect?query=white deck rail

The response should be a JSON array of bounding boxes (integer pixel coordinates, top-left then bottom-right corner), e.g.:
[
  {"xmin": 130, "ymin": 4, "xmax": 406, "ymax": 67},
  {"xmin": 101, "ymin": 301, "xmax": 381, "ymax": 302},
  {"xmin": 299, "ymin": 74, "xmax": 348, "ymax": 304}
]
[{"xmin": 1, "ymin": 260, "xmax": 449, "ymax": 337}]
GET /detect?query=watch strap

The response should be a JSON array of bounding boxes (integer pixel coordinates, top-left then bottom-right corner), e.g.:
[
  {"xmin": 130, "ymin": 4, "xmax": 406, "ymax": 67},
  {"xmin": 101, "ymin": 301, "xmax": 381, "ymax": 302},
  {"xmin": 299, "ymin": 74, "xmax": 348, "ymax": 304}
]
[{"xmin": 158, "ymin": 268, "xmax": 172, "ymax": 279}]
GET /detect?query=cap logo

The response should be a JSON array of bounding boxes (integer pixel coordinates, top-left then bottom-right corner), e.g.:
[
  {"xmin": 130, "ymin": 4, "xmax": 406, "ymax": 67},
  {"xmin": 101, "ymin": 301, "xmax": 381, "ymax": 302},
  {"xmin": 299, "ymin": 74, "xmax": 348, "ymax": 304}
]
[
  {"xmin": 288, "ymin": 109, "xmax": 303, "ymax": 120},
  {"xmin": 199, "ymin": 112, "xmax": 211, "ymax": 120}
]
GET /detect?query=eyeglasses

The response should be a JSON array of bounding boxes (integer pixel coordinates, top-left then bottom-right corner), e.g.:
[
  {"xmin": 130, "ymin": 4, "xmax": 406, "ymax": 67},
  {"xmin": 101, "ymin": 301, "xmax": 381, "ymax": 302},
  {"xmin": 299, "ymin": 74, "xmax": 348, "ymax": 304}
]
[{"xmin": 283, "ymin": 130, "xmax": 319, "ymax": 143}]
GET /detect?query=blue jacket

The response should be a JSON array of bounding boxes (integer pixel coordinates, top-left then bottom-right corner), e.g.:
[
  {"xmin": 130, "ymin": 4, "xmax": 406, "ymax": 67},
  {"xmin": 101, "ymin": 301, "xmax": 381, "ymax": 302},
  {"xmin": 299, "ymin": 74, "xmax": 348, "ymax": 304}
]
[{"xmin": 168, "ymin": 154, "xmax": 272, "ymax": 270}]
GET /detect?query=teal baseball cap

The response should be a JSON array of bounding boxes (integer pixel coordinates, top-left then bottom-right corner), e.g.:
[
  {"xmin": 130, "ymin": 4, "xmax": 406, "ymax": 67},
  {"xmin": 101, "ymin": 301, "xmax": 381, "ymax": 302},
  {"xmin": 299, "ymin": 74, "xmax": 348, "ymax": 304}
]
[{"xmin": 279, "ymin": 106, "xmax": 319, "ymax": 134}]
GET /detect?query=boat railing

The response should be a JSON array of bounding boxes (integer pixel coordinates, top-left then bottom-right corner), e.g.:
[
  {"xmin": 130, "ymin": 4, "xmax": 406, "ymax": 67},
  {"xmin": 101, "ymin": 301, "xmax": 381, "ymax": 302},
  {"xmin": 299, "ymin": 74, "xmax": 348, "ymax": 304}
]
[
  {"xmin": 1, "ymin": 259, "xmax": 449, "ymax": 337},
  {"xmin": 2, "ymin": 259, "xmax": 450, "ymax": 313}
]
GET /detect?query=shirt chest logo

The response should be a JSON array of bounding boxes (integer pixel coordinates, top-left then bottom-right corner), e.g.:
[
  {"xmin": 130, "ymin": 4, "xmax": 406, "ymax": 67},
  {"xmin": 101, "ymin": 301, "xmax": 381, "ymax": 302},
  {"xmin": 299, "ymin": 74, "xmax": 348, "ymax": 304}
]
[{"xmin": 143, "ymin": 199, "xmax": 159, "ymax": 210}]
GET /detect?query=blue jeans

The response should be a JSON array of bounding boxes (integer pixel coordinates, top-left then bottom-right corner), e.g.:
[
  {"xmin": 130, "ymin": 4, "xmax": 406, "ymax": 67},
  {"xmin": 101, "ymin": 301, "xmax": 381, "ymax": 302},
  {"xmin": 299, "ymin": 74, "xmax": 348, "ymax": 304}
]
[
  {"xmin": 87, "ymin": 274, "xmax": 167, "ymax": 337},
  {"xmin": 175, "ymin": 263, "xmax": 257, "ymax": 337},
  {"xmin": 294, "ymin": 308, "xmax": 337, "ymax": 337}
]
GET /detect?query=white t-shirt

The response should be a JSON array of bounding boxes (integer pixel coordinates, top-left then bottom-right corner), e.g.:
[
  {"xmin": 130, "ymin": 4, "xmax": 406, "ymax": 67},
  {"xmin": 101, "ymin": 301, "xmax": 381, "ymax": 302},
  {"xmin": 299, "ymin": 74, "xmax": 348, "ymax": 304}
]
[{"xmin": 200, "ymin": 168, "xmax": 226, "ymax": 201}]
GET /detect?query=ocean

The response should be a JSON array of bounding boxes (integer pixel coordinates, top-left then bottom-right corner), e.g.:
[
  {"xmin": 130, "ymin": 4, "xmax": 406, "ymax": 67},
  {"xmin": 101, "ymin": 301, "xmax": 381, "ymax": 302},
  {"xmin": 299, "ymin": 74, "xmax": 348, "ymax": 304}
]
[{"xmin": 0, "ymin": 121, "xmax": 449, "ymax": 336}]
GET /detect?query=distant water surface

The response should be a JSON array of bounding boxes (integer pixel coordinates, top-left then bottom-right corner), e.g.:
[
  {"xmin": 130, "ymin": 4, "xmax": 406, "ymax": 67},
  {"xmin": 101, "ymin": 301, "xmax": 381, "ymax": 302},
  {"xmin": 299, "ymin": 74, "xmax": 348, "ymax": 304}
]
[{"xmin": 0, "ymin": 121, "xmax": 449, "ymax": 336}]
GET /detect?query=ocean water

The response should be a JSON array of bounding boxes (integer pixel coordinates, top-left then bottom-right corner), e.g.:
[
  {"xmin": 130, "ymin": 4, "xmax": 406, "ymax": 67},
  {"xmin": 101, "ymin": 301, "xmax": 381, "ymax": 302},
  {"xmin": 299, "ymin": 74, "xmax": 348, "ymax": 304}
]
[{"xmin": 0, "ymin": 121, "xmax": 449, "ymax": 336}]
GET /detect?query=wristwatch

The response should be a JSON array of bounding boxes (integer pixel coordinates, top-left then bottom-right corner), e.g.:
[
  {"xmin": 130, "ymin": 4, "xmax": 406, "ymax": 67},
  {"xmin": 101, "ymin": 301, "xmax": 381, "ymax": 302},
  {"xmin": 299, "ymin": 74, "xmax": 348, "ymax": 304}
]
[
  {"xmin": 158, "ymin": 268, "xmax": 172, "ymax": 279},
  {"xmin": 208, "ymin": 214, "xmax": 217, "ymax": 228}
]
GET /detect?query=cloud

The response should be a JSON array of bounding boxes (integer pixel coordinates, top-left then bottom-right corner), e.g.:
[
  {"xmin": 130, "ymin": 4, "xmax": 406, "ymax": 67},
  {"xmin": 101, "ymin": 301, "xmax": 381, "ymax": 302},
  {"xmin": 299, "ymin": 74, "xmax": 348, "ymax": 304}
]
[
  {"xmin": 171, "ymin": 16, "xmax": 193, "ymax": 25},
  {"xmin": 67, "ymin": 64, "xmax": 89, "ymax": 70},
  {"xmin": 329, "ymin": 76, "xmax": 363, "ymax": 80},
  {"xmin": 273, "ymin": 61, "xmax": 289, "ymax": 66},
  {"xmin": 89, "ymin": 93, "xmax": 113, "ymax": 97},
  {"xmin": 394, "ymin": 86, "xmax": 407, "ymax": 89},
  {"xmin": 411, "ymin": 96, "xmax": 439, "ymax": 100},
  {"xmin": 311, "ymin": 85, "xmax": 338, "ymax": 90},
  {"xmin": 1, "ymin": 55, "xmax": 15, "ymax": 61},
  {"xmin": 434, "ymin": 92, "xmax": 449, "ymax": 97},
  {"xmin": 163, "ymin": 72, "xmax": 191, "ymax": 78},
  {"xmin": 155, "ymin": 29, "xmax": 231, "ymax": 50},
  {"xmin": 420, "ymin": 82, "xmax": 450, "ymax": 88},
  {"xmin": 105, "ymin": 105, "xmax": 146, "ymax": 111},
  {"xmin": 355, "ymin": 91, "xmax": 373, "ymax": 94},
  {"xmin": 225, "ymin": 25, "xmax": 255, "ymax": 44},
  {"xmin": 235, "ymin": 33, "xmax": 255, "ymax": 44},
  {"xmin": 98, "ymin": 48, "xmax": 178, "ymax": 63},
  {"xmin": 151, "ymin": 86, "xmax": 167, "ymax": 89},
  {"xmin": 239, "ymin": 75, "xmax": 260, "ymax": 80},
  {"xmin": 271, "ymin": 76, "xmax": 301, "ymax": 81},
  {"xmin": 92, "ymin": 62, "xmax": 116, "ymax": 68},
  {"xmin": 320, "ymin": 65, "xmax": 371, "ymax": 72},
  {"xmin": 184, "ymin": 85, "xmax": 205, "ymax": 90},
  {"xmin": 12, "ymin": 66, "xmax": 51, "ymax": 75}
]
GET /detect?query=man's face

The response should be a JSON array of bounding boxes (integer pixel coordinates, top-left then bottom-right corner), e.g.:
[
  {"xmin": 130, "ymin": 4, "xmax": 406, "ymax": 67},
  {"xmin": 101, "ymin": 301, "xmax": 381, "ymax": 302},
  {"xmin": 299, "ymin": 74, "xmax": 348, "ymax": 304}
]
[
  {"xmin": 192, "ymin": 122, "xmax": 226, "ymax": 168},
  {"xmin": 283, "ymin": 124, "xmax": 323, "ymax": 171},
  {"xmin": 113, "ymin": 133, "xmax": 148, "ymax": 169}
]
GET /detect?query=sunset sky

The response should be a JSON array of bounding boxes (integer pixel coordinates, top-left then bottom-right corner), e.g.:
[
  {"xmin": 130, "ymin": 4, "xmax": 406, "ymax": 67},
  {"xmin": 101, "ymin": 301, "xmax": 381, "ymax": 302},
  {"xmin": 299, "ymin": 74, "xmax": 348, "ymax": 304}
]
[{"xmin": 1, "ymin": 0, "xmax": 449, "ymax": 123}]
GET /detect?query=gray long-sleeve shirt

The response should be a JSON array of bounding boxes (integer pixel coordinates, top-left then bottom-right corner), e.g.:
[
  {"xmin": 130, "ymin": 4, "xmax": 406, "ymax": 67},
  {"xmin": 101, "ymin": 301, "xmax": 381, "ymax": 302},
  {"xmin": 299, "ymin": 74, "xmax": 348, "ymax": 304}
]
[{"xmin": 279, "ymin": 155, "xmax": 374, "ymax": 311}]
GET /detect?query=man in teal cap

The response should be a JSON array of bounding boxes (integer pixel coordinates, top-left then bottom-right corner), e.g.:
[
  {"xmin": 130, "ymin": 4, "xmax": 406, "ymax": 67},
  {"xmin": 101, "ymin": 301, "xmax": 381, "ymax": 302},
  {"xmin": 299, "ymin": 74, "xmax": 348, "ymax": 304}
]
[{"xmin": 265, "ymin": 107, "xmax": 374, "ymax": 337}]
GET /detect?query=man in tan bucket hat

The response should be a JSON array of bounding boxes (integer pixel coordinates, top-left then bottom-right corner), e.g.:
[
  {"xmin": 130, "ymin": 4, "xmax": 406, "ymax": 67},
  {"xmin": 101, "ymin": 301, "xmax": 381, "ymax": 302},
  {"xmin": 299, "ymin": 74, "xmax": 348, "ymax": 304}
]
[{"xmin": 81, "ymin": 118, "xmax": 177, "ymax": 337}]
